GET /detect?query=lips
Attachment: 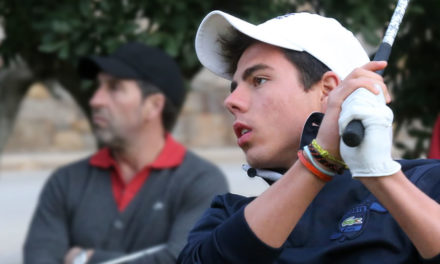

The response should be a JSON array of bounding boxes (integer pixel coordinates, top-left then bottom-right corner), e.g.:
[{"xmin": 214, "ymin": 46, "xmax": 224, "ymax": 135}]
[
  {"xmin": 92, "ymin": 114, "xmax": 108, "ymax": 127},
  {"xmin": 233, "ymin": 122, "xmax": 252, "ymax": 147}
]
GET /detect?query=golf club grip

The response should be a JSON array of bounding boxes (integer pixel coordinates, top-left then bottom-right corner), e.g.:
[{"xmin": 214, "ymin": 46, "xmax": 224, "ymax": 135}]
[{"xmin": 342, "ymin": 43, "xmax": 392, "ymax": 147}]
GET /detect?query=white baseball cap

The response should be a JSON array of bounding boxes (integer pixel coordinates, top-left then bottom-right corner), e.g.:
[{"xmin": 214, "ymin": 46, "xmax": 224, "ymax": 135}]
[{"xmin": 195, "ymin": 10, "xmax": 370, "ymax": 80}]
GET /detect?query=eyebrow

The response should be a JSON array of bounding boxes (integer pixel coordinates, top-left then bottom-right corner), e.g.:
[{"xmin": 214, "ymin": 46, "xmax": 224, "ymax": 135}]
[
  {"xmin": 106, "ymin": 77, "xmax": 120, "ymax": 87},
  {"xmin": 98, "ymin": 74, "xmax": 117, "ymax": 83},
  {"xmin": 242, "ymin": 64, "xmax": 272, "ymax": 81},
  {"xmin": 230, "ymin": 64, "xmax": 273, "ymax": 90}
]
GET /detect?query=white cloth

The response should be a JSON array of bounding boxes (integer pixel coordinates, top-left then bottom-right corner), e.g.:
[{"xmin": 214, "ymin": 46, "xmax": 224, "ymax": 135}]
[{"xmin": 339, "ymin": 88, "xmax": 401, "ymax": 177}]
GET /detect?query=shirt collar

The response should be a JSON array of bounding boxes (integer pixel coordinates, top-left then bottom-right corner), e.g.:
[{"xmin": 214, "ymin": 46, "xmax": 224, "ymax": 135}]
[
  {"xmin": 150, "ymin": 133, "xmax": 186, "ymax": 169},
  {"xmin": 90, "ymin": 133, "xmax": 186, "ymax": 169},
  {"xmin": 90, "ymin": 148, "xmax": 114, "ymax": 168}
]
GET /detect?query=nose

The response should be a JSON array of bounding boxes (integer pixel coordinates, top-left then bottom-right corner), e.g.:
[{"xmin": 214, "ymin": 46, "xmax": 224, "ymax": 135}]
[
  {"xmin": 89, "ymin": 85, "xmax": 108, "ymax": 108},
  {"xmin": 223, "ymin": 84, "xmax": 249, "ymax": 115}
]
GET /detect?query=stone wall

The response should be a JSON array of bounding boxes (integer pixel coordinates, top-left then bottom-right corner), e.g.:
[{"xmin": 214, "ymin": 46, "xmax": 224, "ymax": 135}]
[{"xmin": 174, "ymin": 69, "xmax": 236, "ymax": 147}]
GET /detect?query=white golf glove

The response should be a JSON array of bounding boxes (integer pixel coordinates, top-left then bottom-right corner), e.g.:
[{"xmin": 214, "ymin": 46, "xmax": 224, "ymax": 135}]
[{"xmin": 339, "ymin": 87, "xmax": 401, "ymax": 177}]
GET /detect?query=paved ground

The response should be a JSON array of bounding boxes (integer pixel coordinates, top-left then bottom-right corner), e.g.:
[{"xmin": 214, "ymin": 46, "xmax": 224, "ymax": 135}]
[
  {"xmin": 0, "ymin": 170, "xmax": 50, "ymax": 264},
  {"xmin": 0, "ymin": 149, "xmax": 268, "ymax": 264}
]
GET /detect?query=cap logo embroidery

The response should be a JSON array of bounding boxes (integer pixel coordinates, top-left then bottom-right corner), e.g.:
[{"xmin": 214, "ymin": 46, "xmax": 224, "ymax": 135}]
[{"xmin": 275, "ymin": 13, "xmax": 295, "ymax": 20}]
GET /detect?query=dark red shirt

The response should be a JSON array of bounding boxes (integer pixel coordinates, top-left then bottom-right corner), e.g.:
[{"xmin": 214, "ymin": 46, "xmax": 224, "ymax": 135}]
[{"xmin": 90, "ymin": 134, "xmax": 186, "ymax": 211}]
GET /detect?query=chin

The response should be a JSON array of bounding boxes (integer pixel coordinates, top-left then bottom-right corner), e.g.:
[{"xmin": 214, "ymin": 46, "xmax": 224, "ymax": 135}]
[
  {"xmin": 94, "ymin": 131, "xmax": 112, "ymax": 145},
  {"xmin": 245, "ymin": 150, "xmax": 274, "ymax": 169},
  {"xmin": 94, "ymin": 130, "xmax": 122, "ymax": 149},
  {"xmin": 244, "ymin": 146, "xmax": 292, "ymax": 170}
]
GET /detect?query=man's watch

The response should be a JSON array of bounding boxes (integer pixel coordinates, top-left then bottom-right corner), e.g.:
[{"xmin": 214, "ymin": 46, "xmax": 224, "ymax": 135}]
[{"xmin": 72, "ymin": 250, "xmax": 88, "ymax": 264}]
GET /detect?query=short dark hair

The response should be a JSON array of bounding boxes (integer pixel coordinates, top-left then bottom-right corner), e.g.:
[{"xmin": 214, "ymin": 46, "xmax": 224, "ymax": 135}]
[
  {"xmin": 219, "ymin": 28, "xmax": 330, "ymax": 90},
  {"xmin": 136, "ymin": 80, "xmax": 181, "ymax": 132}
]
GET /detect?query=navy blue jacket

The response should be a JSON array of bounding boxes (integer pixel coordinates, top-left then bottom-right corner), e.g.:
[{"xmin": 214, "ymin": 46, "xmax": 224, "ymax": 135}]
[
  {"xmin": 178, "ymin": 114, "xmax": 440, "ymax": 264},
  {"xmin": 178, "ymin": 159, "xmax": 440, "ymax": 264}
]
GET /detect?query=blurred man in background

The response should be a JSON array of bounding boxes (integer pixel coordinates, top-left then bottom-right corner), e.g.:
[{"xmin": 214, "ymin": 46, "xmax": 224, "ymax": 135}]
[{"xmin": 24, "ymin": 42, "xmax": 228, "ymax": 264}]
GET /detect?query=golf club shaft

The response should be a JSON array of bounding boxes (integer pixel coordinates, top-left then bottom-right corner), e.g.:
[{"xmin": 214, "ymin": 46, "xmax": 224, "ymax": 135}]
[{"xmin": 342, "ymin": 0, "xmax": 410, "ymax": 147}]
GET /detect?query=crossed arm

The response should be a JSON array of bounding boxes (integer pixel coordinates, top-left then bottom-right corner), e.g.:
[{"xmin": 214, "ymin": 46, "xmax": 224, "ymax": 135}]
[{"xmin": 24, "ymin": 162, "xmax": 228, "ymax": 264}]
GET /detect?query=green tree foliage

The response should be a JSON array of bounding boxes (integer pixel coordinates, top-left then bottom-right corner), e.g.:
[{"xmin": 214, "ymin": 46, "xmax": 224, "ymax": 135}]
[
  {"xmin": 0, "ymin": 0, "xmax": 298, "ymax": 80},
  {"xmin": 1, "ymin": 0, "xmax": 440, "ymax": 158}
]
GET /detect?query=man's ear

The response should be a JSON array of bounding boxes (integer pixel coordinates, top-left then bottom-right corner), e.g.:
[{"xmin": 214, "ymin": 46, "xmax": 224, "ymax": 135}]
[
  {"xmin": 142, "ymin": 93, "xmax": 165, "ymax": 120},
  {"xmin": 320, "ymin": 71, "xmax": 340, "ymax": 100}
]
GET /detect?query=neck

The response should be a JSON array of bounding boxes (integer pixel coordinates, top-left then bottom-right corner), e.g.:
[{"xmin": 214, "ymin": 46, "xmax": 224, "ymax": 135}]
[{"xmin": 112, "ymin": 127, "xmax": 166, "ymax": 184}]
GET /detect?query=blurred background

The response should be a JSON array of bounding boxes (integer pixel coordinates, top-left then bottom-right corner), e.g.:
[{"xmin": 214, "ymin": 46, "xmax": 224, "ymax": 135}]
[{"xmin": 1, "ymin": 0, "xmax": 440, "ymax": 263}]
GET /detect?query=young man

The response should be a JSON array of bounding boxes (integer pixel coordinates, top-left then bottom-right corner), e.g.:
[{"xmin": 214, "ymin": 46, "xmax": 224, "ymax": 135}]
[
  {"xmin": 24, "ymin": 42, "xmax": 228, "ymax": 264},
  {"xmin": 178, "ymin": 11, "xmax": 440, "ymax": 263}
]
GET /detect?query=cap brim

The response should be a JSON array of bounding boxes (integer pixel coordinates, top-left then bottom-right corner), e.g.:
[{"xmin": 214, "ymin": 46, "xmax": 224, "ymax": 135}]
[
  {"xmin": 78, "ymin": 55, "xmax": 141, "ymax": 80},
  {"xmin": 195, "ymin": 11, "xmax": 303, "ymax": 80}
]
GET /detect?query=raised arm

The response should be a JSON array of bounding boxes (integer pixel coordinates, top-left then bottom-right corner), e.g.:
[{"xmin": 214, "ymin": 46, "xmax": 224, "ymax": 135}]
[
  {"xmin": 335, "ymin": 61, "xmax": 440, "ymax": 259},
  {"xmin": 359, "ymin": 170, "xmax": 440, "ymax": 259}
]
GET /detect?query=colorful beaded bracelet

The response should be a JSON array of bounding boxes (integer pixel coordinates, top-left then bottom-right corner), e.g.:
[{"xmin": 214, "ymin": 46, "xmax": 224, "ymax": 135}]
[
  {"xmin": 297, "ymin": 150, "xmax": 333, "ymax": 182},
  {"xmin": 311, "ymin": 139, "xmax": 348, "ymax": 169}
]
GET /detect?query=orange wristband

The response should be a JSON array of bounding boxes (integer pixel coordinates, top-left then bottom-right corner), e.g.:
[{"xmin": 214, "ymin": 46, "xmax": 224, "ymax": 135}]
[{"xmin": 297, "ymin": 150, "xmax": 332, "ymax": 182}]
